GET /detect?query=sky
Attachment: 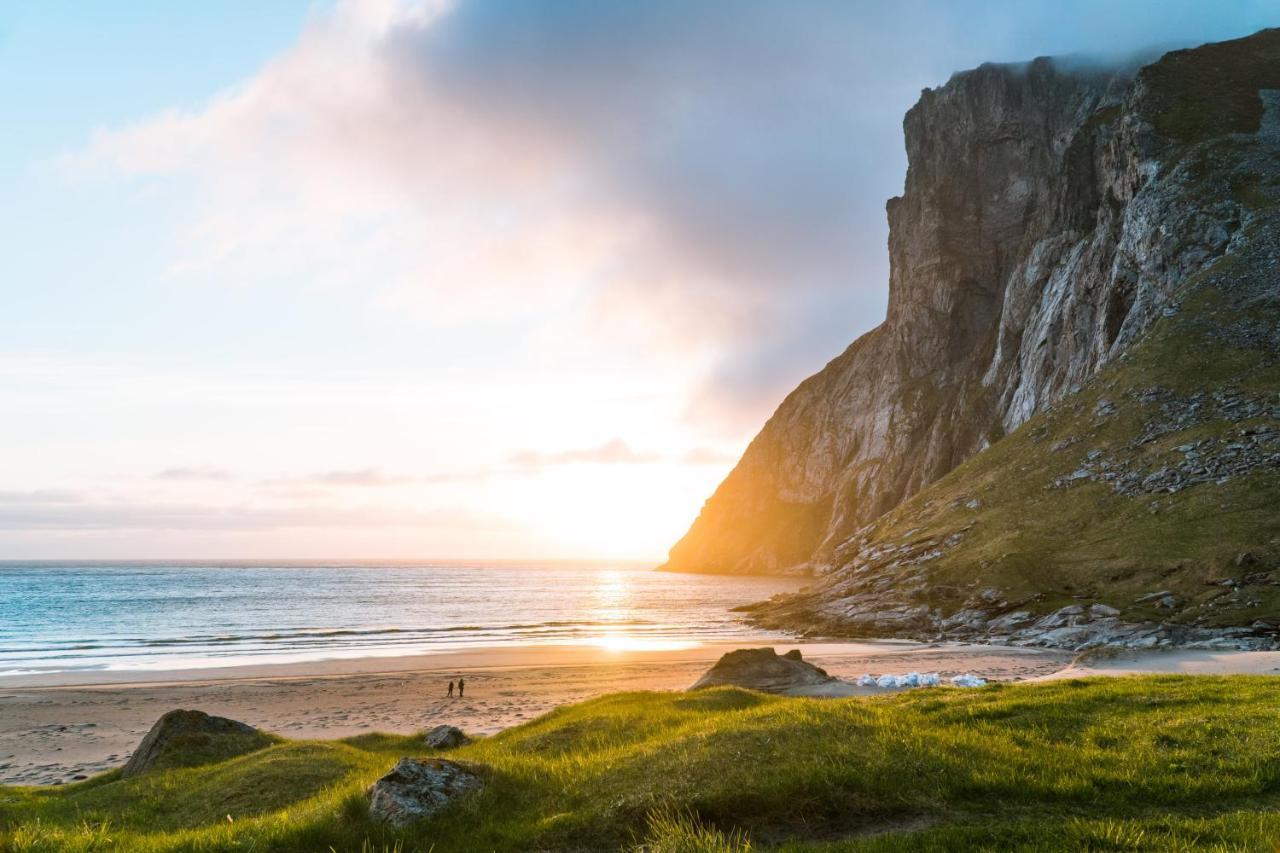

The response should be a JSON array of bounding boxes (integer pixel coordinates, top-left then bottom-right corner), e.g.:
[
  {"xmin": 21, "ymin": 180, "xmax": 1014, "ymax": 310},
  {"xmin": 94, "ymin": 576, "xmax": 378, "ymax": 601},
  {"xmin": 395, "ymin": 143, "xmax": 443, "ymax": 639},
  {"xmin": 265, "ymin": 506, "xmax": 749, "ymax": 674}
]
[{"xmin": 2, "ymin": 0, "xmax": 1276, "ymax": 561}]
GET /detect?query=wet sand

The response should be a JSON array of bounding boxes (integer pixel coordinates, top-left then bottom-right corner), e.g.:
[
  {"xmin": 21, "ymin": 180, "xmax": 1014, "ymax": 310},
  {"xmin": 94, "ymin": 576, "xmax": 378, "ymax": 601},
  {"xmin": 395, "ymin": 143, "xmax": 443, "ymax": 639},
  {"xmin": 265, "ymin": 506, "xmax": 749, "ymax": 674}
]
[{"xmin": 0, "ymin": 640, "xmax": 1068, "ymax": 785}]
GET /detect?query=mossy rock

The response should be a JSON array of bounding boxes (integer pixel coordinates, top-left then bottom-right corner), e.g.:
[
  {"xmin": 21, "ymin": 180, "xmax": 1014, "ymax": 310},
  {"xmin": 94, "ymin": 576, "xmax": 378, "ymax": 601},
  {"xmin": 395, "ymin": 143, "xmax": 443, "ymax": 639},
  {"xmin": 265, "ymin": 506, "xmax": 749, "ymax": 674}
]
[{"xmin": 121, "ymin": 709, "xmax": 274, "ymax": 778}]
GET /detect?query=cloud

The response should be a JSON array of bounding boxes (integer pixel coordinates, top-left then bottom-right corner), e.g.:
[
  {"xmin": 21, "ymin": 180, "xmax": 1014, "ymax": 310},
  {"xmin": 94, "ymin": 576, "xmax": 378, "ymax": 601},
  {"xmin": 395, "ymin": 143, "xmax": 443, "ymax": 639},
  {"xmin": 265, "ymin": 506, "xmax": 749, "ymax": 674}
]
[
  {"xmin": 69, "ymin": 0, "xmax": 1278, "ymax": 430},
  {"xmin": 268, "ymin": 468, "xmax": 413, "ymax": 487},
  {"xmin": 260, "ymin": 467, "xmax": 496, "ymax": 489},
  {"xmin": 680, "ymin": 447, "xmax": 738, "ymax": 466},
  {"xmin": 63, "ymin": 0, "xmax": 909, "ymax": 431},
  {"xmin": 0, "ymin": 489, "xmax": 82, "ymax": 505},
  {"xmin": 255, "ymin": 445, "xmax": 731, "ymax": 490},
  {"xmin": 508, "ymin": 438, "xmax": 735, "ymax": 469},
  {"xmin": 154, "ymin": 466, "xmax": 233, "ymax": 482},
  {"xmin": 0, "ymin": 493, "xmax": 515, "ymax": 533},
  {"xmin": 509, "ymin": 438, "xmax": 660, "ymax": 468}
]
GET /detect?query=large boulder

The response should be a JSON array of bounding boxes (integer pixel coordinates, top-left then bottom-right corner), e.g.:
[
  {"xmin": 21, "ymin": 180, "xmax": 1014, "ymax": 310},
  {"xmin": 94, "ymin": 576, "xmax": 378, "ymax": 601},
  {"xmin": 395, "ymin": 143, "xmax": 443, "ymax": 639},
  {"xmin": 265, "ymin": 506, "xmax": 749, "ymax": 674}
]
[
  {"xmin": 424, "ymin": 724, "xmax": 470, "ymax": 749},
  {"xmin": 122, "ymin": 709, "xmax": 270, "ymax": 778},
  {"xmin": 690, "ymin": 647, "xmax": 836, "ymax": 694},
  {"xmin": 366, "ymin": 757, "xmax": 484, "ymax": 827}
]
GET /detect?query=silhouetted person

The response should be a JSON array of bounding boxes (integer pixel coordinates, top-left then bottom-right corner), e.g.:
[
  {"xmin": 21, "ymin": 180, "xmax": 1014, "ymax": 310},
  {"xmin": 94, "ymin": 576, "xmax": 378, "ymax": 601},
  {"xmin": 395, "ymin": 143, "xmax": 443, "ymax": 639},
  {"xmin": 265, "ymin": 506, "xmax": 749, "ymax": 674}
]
[
  {"xmin": 447, "ymin": 680, "xmax": 454, "ymax": 698},
  {"xmin": 458, "ymin": 677, "xmax": 465, "ymax": 698}
]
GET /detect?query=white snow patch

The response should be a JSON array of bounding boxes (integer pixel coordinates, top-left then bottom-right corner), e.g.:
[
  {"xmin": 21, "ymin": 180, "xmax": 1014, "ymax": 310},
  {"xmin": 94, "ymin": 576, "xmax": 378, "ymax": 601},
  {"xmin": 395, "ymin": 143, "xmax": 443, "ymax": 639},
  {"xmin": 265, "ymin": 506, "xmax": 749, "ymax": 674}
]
[
  {"xmin": 950, "ymin": 673, "xmax": 987, "ymax": 687},
  {"xmin": 855, "ymin": 671, "xmax": 987, "ymax": 689}
]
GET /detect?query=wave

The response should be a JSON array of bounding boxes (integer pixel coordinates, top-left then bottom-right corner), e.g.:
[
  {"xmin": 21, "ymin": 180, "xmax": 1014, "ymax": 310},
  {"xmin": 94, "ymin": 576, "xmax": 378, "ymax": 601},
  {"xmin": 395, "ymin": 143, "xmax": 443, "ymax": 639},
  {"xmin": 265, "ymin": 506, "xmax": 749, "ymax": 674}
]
[
  {"xmin": 0, "ymin": 620, "xmax": 676, "ymax": 659},
  {"xmin": 0, "ymin": 563, "xmax": 803, "ymax": 676},
  {"xmin": 112, "ymin": 619, "xmax": 665, "ymax": 648}
]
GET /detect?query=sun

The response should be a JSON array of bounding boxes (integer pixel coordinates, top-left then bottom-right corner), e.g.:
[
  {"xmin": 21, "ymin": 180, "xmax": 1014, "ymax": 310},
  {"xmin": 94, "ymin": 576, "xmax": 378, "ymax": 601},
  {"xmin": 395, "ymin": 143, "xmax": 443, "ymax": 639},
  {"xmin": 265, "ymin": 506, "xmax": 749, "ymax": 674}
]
[{"xmin": 500, "ymin": 463, "xmax": 717, "ymax": 560}]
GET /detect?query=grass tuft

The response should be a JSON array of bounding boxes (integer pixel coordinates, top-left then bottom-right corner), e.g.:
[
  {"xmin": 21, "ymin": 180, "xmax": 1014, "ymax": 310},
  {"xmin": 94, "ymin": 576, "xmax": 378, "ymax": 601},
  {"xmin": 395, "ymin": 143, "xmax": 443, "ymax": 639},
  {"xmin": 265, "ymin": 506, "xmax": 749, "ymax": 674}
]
[{"xmin": 634, "ymin": 805, "xmax": 753, "ymax": 853}]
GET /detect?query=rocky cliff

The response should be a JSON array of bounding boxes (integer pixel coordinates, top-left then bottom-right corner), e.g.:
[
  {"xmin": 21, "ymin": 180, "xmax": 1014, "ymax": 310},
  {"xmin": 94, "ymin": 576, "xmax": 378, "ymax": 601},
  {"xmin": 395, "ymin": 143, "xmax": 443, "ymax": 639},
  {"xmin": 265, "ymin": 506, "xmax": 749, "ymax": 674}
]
[{"xmin": 664, "ymin": 29, "xmax": 1280, "ymax": 583}]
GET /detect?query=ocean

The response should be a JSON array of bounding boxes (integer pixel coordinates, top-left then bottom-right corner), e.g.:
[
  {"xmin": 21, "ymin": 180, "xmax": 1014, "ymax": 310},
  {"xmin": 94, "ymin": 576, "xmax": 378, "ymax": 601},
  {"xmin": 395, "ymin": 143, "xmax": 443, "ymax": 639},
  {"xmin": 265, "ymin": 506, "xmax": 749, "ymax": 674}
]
[{"xmin": 0, "ymin": 561, "xmax": 802, "ymax": 678}]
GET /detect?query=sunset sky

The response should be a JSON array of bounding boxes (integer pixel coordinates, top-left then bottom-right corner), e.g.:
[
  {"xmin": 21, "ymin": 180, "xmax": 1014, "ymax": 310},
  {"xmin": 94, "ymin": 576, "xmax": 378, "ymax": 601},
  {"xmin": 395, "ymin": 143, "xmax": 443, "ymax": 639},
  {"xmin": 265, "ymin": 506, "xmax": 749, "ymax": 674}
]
[{"xmin": 2, "ymin": 0, "xmax": 1273, "ymax": 560}]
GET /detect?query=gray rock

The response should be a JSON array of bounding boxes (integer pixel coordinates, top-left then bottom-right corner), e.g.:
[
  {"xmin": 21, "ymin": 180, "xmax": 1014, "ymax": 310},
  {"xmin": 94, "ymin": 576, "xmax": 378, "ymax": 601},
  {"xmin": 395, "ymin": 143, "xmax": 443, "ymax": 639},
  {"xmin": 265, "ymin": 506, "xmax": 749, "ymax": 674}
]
[
  {"xmin": 1090, "ymin": 604, "xmax": 1121, "ymax": 618},
  {"xmin": 942, "ymin": 608, "xmax": 990, "ymax": 631},
  {"xmin": 1034, "ymin": 605, "xmax": 1086, "ymax": 630},
  {"xmin": 424, "ymin": 725, "xmax": 469, "ymax": 750},
  {"xmin": 122, "ymin": 709, "xmax": 266, "ymax": 778},
  {"xmin": 366, "ymin": 757, "xmax": 483, "ymax": 828},
  {"xmin": 987, "ymin": 610, "xmax": 1033, "ymax": 631},
  {"xmin": 689, "ymin": 648, "xmax": 835, "ymax": 694}
]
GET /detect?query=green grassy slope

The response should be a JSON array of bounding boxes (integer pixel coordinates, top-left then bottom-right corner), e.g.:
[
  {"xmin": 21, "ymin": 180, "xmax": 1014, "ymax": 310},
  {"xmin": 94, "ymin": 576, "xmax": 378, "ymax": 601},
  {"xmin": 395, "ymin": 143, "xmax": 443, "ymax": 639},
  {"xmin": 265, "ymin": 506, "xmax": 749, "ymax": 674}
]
[{"xmin": 7, "ymin": 678, "xmax": 1280, "ymax": 851}]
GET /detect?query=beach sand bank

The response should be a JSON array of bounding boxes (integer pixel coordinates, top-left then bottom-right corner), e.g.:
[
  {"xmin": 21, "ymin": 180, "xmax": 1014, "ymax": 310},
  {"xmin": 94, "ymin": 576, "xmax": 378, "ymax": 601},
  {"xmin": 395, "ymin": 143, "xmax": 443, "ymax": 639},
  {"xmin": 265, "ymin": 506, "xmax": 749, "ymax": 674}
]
[
  {"xmin": 1042, "ymin": 648, "xmax": 1280, "ymax": 679},
  {"xmin": 0, "ymin": 640, "xmax": 1067, "ymax": 785}
]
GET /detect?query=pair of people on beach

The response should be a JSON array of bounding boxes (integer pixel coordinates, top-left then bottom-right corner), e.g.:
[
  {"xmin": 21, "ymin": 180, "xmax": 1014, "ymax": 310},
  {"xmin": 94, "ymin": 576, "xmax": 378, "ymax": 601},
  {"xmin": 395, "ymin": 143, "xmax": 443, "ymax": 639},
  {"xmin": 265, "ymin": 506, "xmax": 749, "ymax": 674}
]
[{"xmin": 447, "ymin": 677, "xmax": 465, "ymax": 698}]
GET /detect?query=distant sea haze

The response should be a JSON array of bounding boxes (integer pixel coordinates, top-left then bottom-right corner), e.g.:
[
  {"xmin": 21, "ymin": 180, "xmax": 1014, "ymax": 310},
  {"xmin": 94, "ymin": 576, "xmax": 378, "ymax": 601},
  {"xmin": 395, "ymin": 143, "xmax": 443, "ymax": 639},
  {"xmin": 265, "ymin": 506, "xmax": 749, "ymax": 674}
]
[{"xmin": 0, "ymin": 562, "xmax": 800, "ymax": 678}]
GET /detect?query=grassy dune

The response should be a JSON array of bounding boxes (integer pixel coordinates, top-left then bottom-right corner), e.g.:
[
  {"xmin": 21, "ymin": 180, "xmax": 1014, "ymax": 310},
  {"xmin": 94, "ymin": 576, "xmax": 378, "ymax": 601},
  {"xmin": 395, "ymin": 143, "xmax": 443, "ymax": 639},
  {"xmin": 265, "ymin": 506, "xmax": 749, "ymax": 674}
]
[{"xmin": 6, "ymin": 677, "xmax": 1280, "ymax": 851}]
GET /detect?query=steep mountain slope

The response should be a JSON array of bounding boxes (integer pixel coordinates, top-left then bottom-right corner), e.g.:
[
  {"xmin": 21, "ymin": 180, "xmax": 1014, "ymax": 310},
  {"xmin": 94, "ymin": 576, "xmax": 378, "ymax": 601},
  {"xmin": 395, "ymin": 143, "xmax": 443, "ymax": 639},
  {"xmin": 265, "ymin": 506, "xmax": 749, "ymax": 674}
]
[
  {"xmin": 664, "ymin": 29, "xmax": 1280, "ymax": 588},
  {"xmin": 745, "ymin": 234, "xmax": 1280, "ymax": 649}
]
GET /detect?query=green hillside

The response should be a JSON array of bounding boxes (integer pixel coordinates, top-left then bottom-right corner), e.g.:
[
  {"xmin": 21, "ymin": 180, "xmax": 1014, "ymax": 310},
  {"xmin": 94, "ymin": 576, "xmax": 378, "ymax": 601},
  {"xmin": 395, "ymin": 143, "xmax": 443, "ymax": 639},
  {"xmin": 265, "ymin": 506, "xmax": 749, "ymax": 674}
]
[{"xmin": 7, "ymin": 678, "xmax": 1280, "ymax": 851}]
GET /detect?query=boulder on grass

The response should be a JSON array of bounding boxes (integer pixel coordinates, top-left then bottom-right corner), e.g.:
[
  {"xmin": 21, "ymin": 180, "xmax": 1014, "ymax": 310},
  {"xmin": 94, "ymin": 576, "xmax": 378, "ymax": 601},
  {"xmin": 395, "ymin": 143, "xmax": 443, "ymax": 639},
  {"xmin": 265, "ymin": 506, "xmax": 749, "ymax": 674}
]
[
  {"xmin": 122, "ymin": 709, "xmax": 270, "ymax": 778},
  {"xmin": 424, "ymin": 724, "xmax": 470, "ymax": 749},
  {"xmin": 366, "ymin": 757, "xmax": 484, "ymax": 827},
  {"xmin": 689, "ymin": 647, "xmax": 836, "ymax": 694}
]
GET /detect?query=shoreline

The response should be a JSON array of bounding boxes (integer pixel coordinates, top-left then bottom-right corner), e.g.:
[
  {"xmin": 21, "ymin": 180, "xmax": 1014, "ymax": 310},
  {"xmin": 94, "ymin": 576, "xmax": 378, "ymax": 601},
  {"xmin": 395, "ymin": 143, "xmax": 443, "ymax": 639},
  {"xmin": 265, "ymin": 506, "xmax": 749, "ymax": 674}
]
[
  {"xmin": 0, "ymin": 639, "xmax": 793, "ymax": 689},
  {"xmin": 9, "ymin": 638, "xmax": 1280, "ymax": 787},
  {"xmin": 0, "ymin": 638, "xmax": 931, "ymax": 690},
  {"xmin": 0, "ymin": 639, "xmax": 1067, "ymax": 785}
]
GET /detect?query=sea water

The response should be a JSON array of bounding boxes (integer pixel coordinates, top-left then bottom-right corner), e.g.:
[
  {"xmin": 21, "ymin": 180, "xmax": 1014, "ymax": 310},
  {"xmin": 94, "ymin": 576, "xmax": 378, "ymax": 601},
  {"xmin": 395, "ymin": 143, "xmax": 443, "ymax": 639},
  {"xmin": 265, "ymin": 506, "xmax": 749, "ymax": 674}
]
[{"xmin": 0, "ymin": 561, "xmax": 801, "ymax": 677}]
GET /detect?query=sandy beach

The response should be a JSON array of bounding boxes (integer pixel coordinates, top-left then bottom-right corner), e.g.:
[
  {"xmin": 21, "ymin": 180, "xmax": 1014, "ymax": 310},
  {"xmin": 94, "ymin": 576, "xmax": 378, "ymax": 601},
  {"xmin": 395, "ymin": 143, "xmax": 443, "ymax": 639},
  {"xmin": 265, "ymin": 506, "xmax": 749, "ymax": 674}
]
[
  {"xmin": 0, "ymin": 640, "xmax": 1069, "ymax": 785},
  {"xmin": 1044, "ymin": 648, "xmax": 1280, "ymax": 679}
]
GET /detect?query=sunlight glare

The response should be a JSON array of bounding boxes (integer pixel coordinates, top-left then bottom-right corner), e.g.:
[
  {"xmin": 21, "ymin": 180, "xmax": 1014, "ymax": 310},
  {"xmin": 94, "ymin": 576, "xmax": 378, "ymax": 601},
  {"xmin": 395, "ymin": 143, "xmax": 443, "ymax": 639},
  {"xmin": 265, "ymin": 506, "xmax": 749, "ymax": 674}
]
[{"xmin": 588, "ymin": 635, "xmax": 698, "ymax": 653}]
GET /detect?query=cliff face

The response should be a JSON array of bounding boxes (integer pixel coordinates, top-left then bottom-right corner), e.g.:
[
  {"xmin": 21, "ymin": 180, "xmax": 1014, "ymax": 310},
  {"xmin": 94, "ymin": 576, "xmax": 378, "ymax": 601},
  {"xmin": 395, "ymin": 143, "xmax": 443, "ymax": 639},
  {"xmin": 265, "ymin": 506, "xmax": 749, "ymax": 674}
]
[{"xmin": 664, "ymin": 30, "xmax": 1280, "ymax": 577}]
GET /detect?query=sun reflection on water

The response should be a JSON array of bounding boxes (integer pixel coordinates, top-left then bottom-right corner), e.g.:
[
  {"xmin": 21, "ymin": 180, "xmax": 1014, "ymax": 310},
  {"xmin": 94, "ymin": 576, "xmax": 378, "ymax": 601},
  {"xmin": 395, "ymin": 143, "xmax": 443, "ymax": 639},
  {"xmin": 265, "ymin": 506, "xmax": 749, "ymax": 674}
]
[
  {"xmin": 586, "ymin": 569, "xmax": 699, "ymax": 653},
  {"xmin": 589, "ymin": 635, "xmax": 698, "ymax": 653}
]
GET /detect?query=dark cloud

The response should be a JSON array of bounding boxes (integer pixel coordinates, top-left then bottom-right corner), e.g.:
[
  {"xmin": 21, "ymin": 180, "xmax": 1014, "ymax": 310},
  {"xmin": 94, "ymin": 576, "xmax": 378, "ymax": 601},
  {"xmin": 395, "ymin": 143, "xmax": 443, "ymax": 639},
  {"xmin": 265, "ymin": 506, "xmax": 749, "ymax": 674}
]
[
  {"xmin": 381, "ymin": 0, "xmax": 1274, "ymax": 427},
  {"xmin": 87, "ymin": 0, "xmax": 1280, "ymax": 434}
]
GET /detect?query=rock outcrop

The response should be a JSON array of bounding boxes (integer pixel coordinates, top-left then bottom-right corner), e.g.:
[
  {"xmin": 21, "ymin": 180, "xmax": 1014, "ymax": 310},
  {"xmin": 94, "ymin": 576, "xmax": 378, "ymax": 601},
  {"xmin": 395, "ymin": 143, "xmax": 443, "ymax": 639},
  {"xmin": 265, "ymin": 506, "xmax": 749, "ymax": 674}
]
[
  {"xmin": 689, "ymin": 647, "xmax": 836, "ymax": 694},
  {"xmin": 122, "ymin": 709, "xmax": 269, "ymax": 778},
  {"xmin": 366, "ymin": 757, "xmax": 484, "ymax": 827},
  {"xmin": 743, "ymin": 206, "xmax": 1280, "ymax": 649},
  {"xmin": 424, "ymin": 724, "xmax": 470, "ymax": 749},
  {"xmin": 664, "ymin": 30, "xmax": 1280, "ymax": 578}
]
